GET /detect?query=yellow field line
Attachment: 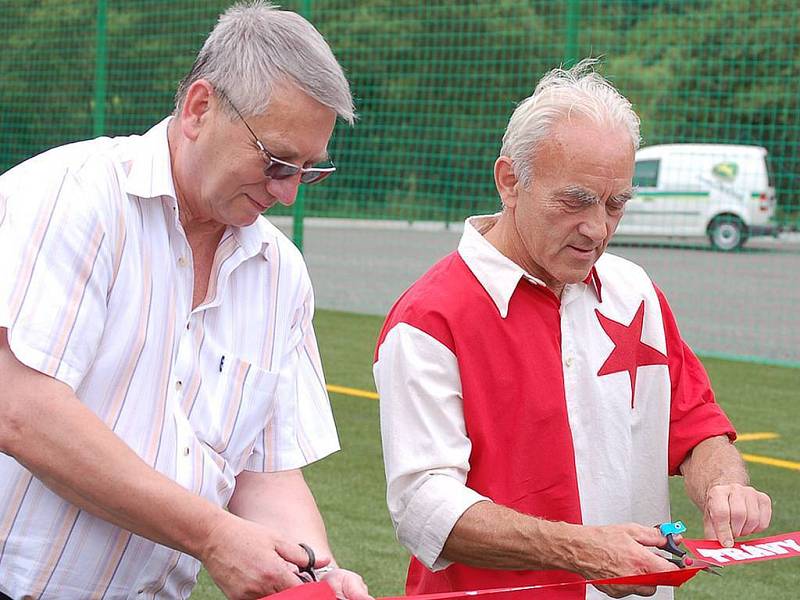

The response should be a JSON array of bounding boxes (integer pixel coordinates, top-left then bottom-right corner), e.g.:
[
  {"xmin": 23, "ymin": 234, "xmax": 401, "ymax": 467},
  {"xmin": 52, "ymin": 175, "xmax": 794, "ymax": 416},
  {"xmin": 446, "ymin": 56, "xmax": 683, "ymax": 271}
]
[
  {"xmin": 327, "ymin": 385, "xmax": 798, "ymax": 472},
  {"xmin": 737, "ymin": 432, "xmax": 781, "ymax": 442},
  {"xmin": 326, "ymin": 384, "xmax": 379, "ymax": 400},
  {"xmin": 741, "ymin": 453, "xmax": 800, "ymax": 471}
]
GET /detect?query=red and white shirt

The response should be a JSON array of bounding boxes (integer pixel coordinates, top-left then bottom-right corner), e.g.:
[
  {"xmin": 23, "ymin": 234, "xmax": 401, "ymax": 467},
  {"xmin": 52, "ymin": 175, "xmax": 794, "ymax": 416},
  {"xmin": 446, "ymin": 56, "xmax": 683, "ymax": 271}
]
[
  {"xmin": 0, "ymin": 118, "xmax": 339, "ymax": 599},
  {"xmin": 374, "ymin": 214, "xmax": 734, "ymax": 600}
]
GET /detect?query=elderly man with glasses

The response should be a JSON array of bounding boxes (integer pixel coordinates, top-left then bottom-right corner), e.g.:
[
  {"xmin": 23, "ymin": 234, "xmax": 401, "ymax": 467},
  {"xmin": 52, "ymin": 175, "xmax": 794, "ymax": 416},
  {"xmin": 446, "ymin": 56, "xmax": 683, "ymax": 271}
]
[{"xmin": 0, "ymin": 2, "xmax": 369, "ymax": 599}]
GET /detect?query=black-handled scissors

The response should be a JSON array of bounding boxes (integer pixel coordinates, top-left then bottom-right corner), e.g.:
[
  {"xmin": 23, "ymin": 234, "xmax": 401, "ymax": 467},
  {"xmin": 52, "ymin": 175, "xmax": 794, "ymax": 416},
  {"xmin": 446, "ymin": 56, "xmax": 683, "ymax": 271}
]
[{"xmin": 297, "ymin": 543, "xmax": 319, "ymax": 582}]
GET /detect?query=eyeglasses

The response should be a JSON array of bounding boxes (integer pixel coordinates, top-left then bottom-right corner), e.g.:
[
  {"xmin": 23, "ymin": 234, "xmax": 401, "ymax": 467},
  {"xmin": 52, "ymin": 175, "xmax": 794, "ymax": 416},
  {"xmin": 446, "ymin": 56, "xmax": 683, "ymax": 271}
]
[{"xmin": 216, "ymin": 88, "xmax": 336, "ymax": 185}]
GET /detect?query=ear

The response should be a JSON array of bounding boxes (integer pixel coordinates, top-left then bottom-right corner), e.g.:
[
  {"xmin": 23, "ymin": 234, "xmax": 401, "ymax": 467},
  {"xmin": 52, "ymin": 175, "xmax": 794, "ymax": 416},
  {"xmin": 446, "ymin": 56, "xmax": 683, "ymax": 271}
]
[
  {"xmin": 179, "ymin": 79, "xmax": 215, "ymax": 142},
  {"xmin": 494, "ymin": 156, "xmax": 520, "ymax": 209}
]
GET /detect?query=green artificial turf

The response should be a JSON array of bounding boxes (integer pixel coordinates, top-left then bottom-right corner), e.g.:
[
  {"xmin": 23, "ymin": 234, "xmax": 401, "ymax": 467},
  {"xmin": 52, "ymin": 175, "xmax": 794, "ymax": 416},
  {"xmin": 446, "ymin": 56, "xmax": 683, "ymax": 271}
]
[{"xmin": 192, "ymin": 309, "xmax": 799, "ymax": 599}]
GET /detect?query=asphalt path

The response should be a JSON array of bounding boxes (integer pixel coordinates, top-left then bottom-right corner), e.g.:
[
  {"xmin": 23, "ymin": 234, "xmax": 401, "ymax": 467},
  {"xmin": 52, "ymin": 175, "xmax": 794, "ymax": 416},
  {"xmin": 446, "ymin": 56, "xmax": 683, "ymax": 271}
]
[{"xmin": 272, "ymin": 218, "xmax": 799, "ymax": 365}]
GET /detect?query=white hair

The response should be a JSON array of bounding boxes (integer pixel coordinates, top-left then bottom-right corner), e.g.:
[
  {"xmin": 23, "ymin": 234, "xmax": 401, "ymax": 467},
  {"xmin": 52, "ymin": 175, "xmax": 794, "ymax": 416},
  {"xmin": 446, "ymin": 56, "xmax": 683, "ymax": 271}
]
[
  {"xmin": 174, "ymin": 1, "xmax": 355, "ymax": 124},
  {"xmin": 500, "ymin": 58, "xmax": 640, "ymax": 188}
]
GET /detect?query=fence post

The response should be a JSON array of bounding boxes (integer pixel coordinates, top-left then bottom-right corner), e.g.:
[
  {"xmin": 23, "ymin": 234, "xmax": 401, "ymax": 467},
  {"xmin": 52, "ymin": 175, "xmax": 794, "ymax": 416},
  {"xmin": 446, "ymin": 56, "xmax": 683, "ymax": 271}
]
[
  {"xmin": 564, "ymin": 0, "xmax": 580, "ymax": 66},
  {"xmin": 292, "ymin": 182, "xmax": 306, "ymax": 253},
  {"xmin": 291, "ymin": 0, "xmax": 314, "ymax": 253},
  {"xmin": 93, "ymin": 0, "xmax": 108, "ymax": 137}
]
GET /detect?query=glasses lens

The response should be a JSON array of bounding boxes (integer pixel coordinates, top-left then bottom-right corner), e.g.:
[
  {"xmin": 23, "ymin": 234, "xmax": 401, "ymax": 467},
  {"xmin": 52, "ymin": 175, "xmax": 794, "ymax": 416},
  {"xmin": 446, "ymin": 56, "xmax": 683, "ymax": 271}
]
[
  {"xmin": 262, "ymin": 154, "xmax": 335, "ymax": 185},
  {"xmin": 264, "ymin": 162, "xmax": 300, "ymax": 180},
  {"xmin": 300, "ymin": 169, "xmax": 333, "ymax": 185}
]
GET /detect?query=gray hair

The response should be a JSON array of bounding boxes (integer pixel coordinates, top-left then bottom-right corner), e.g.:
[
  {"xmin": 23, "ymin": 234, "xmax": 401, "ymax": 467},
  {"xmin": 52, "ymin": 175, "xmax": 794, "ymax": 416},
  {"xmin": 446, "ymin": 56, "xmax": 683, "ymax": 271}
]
[
  {"xmin": 500, "ymin": 58, "xmax": 640, "ymax": 188},
  {"xmin": 174, "ymin": 1, "xmax": 355, "ymax": 124}
]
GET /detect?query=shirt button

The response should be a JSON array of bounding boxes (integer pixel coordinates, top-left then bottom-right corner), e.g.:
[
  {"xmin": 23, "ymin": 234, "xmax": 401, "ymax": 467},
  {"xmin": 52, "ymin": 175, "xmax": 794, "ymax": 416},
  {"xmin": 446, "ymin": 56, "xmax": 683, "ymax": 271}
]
[
  {"xmin": 565, "ymin": 357, "xmax": 574, "ymax": 368},
  {"xmin": 183, "ymin": 447, "xmax": 190, "ymax": 456},
  {"xmin": 178, "ymin": 256, "xmax": 187, "ymax": 267},
  {"xmin": 175, "ymin": 380, "xmax": 183, "ymax": 391}
]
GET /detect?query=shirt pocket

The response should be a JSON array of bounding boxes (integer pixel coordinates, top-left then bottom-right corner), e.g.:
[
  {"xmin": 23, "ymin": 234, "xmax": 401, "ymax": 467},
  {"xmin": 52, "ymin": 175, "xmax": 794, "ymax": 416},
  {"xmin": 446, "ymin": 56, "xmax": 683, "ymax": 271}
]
[{"xmin": 190, "ymin": 354, "xmax": 280, "ymax": 470}]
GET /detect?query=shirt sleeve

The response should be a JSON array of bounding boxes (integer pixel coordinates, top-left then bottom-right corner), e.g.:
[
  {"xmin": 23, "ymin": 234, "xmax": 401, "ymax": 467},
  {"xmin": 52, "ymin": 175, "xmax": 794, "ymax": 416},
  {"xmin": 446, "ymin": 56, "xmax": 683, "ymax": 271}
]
[
  {"xmin": 374, "ymin": 322, "xmax": 490, "ymax": 571},
  {"xmin": 0, "ymin": 164, "xmax": 115, "ymax": 391},
  {"xmin": 245, "ymin": 273, "xmax": 339, "ymax": 472},
  {"xmin": 656, "ymin": 286, "xmax": 736, "ymax": 475}
]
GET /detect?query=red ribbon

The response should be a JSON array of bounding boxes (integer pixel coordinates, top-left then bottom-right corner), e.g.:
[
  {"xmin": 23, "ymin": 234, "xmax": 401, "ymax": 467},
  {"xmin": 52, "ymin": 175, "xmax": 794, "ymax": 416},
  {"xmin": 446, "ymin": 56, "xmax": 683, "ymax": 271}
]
[
  {"xmin": 683, "ymin": 531, "xmax": 800, "ymax": 567},
  {"xmin": 264, "ymin": 582, "xmax": 335, "ymax": 600},
  {"xmin": 262, "ymin": 568, "xmax": 701, "ymax": 600},
  {"xmin": 378, "ymin": 568, "xmax": 702, "ymax": 600},
  {"xmin": 264, "ymin": 531, "xmax": 800, "ymax": 600}
]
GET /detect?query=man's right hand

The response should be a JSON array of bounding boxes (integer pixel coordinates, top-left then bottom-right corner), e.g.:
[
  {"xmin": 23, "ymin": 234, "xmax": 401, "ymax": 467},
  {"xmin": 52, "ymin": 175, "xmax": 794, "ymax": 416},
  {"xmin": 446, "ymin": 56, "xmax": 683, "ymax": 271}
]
[
  {"xmin": 565, "ymin": 523, "xmax": 679, "ymax": 598},
  {"xmin": 199, "ymin": 512, "xmax": 328, "ymax": 599}
]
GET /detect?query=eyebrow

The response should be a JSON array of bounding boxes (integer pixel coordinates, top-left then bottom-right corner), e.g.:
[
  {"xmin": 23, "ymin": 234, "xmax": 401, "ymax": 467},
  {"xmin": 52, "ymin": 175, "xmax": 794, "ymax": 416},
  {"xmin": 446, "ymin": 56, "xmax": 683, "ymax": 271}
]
[{"xmin": 558, "ymin": 185, "xmax": 635, "ymax": 205}]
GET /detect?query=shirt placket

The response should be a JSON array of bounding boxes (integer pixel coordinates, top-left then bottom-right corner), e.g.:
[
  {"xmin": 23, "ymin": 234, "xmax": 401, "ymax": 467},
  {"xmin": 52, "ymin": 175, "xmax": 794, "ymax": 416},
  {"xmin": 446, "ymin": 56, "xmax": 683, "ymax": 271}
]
[
  {"xmin": 559, "ymin": 285, "xmax": 584, "ymax": 407},
  {"xmin": 167, "ymin": 198, "xmax": 197, "ymax": 489}
]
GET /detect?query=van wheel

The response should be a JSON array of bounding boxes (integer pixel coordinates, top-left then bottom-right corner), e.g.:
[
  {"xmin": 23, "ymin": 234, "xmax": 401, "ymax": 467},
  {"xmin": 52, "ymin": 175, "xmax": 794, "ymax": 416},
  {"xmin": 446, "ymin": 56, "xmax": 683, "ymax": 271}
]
[{"xmin": 708, "ymin": 215, "xmax": 748, "ymax": 251}]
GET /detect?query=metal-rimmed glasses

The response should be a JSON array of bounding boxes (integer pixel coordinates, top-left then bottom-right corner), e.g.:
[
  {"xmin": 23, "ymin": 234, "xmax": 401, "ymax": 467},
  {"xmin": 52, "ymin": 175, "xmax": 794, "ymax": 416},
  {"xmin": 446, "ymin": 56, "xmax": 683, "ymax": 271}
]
[{"xmin": 217, "ymin": 88, "xmax": 336, "ymax": 185}]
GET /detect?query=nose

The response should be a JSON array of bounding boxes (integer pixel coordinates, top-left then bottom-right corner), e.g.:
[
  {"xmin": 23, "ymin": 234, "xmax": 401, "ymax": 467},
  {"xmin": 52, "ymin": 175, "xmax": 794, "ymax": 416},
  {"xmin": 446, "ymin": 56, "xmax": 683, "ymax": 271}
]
[
  {"xmin": 577, "ymin": 204, "xmax": 609, "ymax": 243},
  {"xmin": 266, "ymin": 174, "xmax": 302, "ymax": 206}
]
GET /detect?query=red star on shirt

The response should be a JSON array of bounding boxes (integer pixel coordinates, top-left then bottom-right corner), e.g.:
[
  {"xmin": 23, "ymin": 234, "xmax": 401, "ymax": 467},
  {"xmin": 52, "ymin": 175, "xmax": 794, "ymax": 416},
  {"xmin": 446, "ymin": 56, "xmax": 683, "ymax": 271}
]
[{"xmin": 595, "ymin": 300, "xmax": 668, "ymax": 408}]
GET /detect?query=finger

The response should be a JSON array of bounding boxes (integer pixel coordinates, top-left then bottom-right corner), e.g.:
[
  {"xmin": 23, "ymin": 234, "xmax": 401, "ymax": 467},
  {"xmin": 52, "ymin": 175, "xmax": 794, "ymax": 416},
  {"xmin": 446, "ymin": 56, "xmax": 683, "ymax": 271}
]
[
  {"xmin": 706, "ymin": 488, "xmax": 735, "ymax": 547},
  {"xmin": 703, "ymin": 511, "xmax": 716, "ymax": 541},
  {"xmin": 268, "ymin": 565, "xmax": 305, "ymax": 593},
  {"xmin": 637, "ymin": 586, "xmax": 657, "ymax": 597},
  {"xmin": 596, "ymin": 584, "xmax": 657, "ymax": 598},
  {"xmin": 728, "ymin": 489, "xmax": 748, "ymax": 537},
  {"xmin": 646, "ymin": 552, "xmax": 680, "ymax": 572},
  {"xmin": 740, "ymin": 490, "xmax": 763, "ymax": 536},
  {"xmin": 342, "ymin": 574, "xmax": 372, "ymax": 600},
  {"xmin": 275, "ymin": 541, "xmax": 331, "ymax": 569},
  {"xmin": 594, "ymin": 584, "xmax": 627, "ymax": 599},
  {"xmin": 628, "ymin": 524, "xmax": 670, "ymax": 547},
  {"xmin": 757, "ymin": 492, "xmax": 773, "ymax": 532}
]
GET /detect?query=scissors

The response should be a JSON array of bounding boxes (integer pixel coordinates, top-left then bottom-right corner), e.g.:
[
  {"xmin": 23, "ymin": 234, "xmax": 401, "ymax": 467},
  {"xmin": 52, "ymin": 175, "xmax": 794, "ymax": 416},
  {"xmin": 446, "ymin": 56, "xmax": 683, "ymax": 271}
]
[
  {"xmin": 297, "ymin": 543, "xmax": 338, "ymax": 583},
  {"xmin": 656, "ymin": 521, "xmax": 722, "ymax": 576}
]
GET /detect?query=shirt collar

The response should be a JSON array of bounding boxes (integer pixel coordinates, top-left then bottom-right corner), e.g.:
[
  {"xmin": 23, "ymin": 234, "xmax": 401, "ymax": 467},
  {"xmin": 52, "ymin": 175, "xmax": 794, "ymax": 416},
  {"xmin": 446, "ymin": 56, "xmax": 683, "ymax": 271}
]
[
  {"xmin": 457, "ymin": 213, "xmax": 602, "ymax": 318},
  {"xmin": 235, "ymin": 215, "xmax": 281, "ymax": 260},
  {"xmin": 124, "ymin": 117, "xmax": 178, "ymax": 202}
]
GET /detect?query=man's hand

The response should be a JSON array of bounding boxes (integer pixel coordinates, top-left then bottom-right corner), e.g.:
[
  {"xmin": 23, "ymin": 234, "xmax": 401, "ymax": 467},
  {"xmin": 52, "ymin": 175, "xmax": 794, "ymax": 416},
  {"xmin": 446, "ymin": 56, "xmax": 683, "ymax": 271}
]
[
  {"xmin": 199, "ymin": 512, "xmax": 322, "ymax": 599},
  {"xmin": 320, "ymin": 568, "xmax": 372, "ymax": 600},
  {"xmin": 680, "ymin": 436, "xmax": 773, "ymax": 548},
  {"xmin": 442, "ymin": 502, "xmax": 677, "ymax": 597},
  {"xmin": 569, "ymin": 523, "xmax": 678, "ymax": 599},
  {"xmin": 703, "ymin": 483, "xmax": 772, "ymax": 547}
]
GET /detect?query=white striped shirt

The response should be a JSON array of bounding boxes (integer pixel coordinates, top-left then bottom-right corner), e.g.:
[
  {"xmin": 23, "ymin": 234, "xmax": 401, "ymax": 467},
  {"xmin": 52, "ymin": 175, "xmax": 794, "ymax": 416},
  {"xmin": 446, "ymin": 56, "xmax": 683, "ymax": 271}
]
[{"xmin": 0, "ymin": 118, "xmax": 339, "ymax": 599}]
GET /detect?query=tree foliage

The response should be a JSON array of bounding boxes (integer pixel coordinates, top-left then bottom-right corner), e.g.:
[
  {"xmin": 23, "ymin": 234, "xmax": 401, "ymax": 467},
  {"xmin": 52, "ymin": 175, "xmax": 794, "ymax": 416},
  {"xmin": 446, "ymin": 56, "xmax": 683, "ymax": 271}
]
[{"xmin": 1, "ymin": 0, "xmax": 797, "ymax": 221}]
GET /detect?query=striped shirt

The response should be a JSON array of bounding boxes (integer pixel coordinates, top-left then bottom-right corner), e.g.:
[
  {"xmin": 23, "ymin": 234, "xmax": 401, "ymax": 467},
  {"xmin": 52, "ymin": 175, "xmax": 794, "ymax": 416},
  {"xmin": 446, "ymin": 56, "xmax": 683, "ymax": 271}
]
[{"xmin": 0, "ymin": 118, "xmax": 339, "ymax": 599}]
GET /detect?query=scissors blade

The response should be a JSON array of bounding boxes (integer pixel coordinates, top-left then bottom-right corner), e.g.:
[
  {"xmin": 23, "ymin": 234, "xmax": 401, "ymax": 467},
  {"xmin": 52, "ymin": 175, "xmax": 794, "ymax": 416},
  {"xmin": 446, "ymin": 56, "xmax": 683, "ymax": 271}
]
[{"xmin": 690, "ymin": 558, "xmax": 723, "ymax": 576}]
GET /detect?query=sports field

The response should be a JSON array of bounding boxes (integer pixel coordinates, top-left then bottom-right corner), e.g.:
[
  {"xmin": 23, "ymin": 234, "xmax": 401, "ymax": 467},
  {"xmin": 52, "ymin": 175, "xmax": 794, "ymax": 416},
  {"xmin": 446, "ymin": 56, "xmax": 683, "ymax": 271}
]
[{"xmin": 191, "ymin": 309, "xmax": 799, "ymax": 599}]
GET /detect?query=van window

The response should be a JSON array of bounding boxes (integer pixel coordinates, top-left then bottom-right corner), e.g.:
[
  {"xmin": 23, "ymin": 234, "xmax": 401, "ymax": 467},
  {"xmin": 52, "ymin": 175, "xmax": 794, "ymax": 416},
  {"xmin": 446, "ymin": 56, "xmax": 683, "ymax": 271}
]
[
  {"xmin": 765, "ymin": 154, "xmax": 775, "ymax": 187},
  {"xmin": 633, "ymin": 159, "xmax": 660, "ymax": 188}
]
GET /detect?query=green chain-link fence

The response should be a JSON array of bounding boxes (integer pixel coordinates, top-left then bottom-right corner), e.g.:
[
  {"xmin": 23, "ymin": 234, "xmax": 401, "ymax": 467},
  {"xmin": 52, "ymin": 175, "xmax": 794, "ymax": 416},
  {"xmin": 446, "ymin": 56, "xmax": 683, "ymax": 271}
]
[{"xmin": 2, "ymin": 0, "xmax": 798, "ymax": 364}]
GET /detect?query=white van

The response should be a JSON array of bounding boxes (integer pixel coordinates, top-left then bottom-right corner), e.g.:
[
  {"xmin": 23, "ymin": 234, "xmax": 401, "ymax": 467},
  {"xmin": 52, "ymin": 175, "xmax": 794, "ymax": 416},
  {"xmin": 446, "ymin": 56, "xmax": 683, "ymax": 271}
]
[{"xmin": 617, "ymin": 143, "xmax": 777, "ymax": 250}]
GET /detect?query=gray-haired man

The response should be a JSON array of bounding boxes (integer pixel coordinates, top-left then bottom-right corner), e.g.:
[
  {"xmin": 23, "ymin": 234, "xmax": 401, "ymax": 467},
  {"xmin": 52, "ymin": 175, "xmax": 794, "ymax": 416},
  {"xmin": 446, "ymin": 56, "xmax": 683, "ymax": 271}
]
[
  {"xmin": 0, "ymin": 2, "xmax": 369, "ymax": 598},
  {"xmin": 374, "ymin": 60, "xmax": 771, "ymax": 600}
]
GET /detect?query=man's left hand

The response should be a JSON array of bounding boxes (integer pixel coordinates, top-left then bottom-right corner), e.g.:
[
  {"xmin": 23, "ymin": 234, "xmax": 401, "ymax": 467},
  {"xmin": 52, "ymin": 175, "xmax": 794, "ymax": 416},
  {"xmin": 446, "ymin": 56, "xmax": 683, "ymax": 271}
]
[
  {"xmin": 703, "ymin": 482, "xmax": 772, "ymax": 547},
  {"xmin": 320, "ymin": 568, "xmax": 373, "ymax": 600}
]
